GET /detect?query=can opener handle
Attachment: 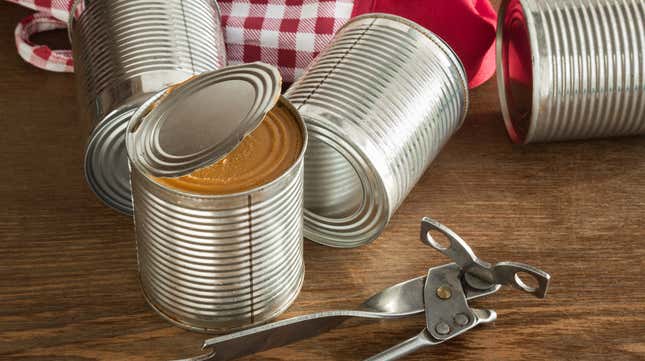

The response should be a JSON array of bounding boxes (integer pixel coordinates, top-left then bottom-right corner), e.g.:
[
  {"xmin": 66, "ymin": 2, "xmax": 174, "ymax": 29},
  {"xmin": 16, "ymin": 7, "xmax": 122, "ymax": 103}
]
[{"xmin": 367, "ymin": 218, "xmax": 551, "ymax": 361}]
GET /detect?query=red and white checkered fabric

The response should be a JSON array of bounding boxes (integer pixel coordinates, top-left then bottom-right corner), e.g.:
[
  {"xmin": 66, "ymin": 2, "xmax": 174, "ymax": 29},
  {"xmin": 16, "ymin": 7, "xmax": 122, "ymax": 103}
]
[
  {"xmin": 5, "ymin": 0, "xmax": 354, "ymax": 82},
  {"xmin": 220, "ymin": 0, "xmax": 353, "ymax": 81},
  {"xmin": 6, "ymin": 0, "xmax": 70, "ymax": 22},
  {"xmin": 14, "ymin": 11, "xmax": 73, "ymax": 72}
]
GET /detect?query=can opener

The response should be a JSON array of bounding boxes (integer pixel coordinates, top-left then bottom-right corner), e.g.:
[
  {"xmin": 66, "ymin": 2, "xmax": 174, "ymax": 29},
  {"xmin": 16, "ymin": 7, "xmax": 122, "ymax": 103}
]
[{"xmin": 178, "ymin": 217, "xmax": 551, "ymax": 361}]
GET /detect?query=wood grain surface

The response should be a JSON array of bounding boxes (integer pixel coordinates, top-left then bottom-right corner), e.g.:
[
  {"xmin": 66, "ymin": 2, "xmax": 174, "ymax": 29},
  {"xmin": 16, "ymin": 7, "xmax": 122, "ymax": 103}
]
[{"xmin": 1, "ymin": 2, "xmax": 644, "ymax": 360}]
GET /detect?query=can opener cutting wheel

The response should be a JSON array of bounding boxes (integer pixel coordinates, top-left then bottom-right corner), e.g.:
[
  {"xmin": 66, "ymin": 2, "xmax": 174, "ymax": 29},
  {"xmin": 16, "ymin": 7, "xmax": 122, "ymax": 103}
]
[{"xmin": 178, "ymin": 217, "xmax": 551, "ymax": 361}]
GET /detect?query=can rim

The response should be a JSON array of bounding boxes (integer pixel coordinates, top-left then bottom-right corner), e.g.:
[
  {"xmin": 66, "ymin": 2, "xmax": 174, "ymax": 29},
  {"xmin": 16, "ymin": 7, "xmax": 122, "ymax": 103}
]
[
  {"xmin": 67, "ymin": 0, "xmax": 82, "ymax": 42},
  {"xmin": 497, "ymin": 0, "xmax": 540, "ymax": 144},
  {"xmin": 128, "ymin": 95, "xmax": 309, "ymax": 200},
  {"xmin": 301, "ymin": 112, "xmax": 391, "ymax": 248},
  {"xmin": 341, "ymin": 13, "xmax": 470, "ymax": 129},
  {"xmin": 84, "ymin": 105, "xmax": 139, "ymax": 215}
]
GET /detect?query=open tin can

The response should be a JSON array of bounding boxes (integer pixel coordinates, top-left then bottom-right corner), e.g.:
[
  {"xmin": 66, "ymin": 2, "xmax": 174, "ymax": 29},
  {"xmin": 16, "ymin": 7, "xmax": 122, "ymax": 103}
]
[
  {"xmin": 497, "ymin": 0, "xmax": 645, "ymax": 143},
  {"xmin": 70, "ymin": 0, "xmax": 227, "ymax": 213},
  {"xmin": 286, "ymin": 13, "xmax": 469, "ymax": 248},
  {"xmin": 126, "ymin": 63, "xmax": 307, "ymax": 333}
]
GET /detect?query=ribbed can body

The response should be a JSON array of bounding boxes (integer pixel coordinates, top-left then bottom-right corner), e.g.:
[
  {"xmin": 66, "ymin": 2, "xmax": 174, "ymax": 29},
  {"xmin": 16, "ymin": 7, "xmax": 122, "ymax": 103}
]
[
  {"xmin": 71, "ymin": 0, "xmax": 226, "ymax": 214},
  {"xmin": 128, "ymin": 100, "xmax": 306, "ymax": 332},
  {"xmin": 498, "ymin": 0, "xmax": 645, "ymax": 143},
  {"xmin": 286, "ymin": 14, "xmax": 469, "ymax": 248}
]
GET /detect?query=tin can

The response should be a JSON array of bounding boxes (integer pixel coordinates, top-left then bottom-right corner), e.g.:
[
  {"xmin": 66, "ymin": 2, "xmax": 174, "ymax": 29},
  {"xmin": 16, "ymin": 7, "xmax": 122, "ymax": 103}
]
[
  {"xmin": 70, "ymin": 0, "xmax": 227, "ymax": 213},
  {"xmin": 497, "ymin": 0, "xmax": 645, "ymax": 143},
  {"xmin": 126, "ymin": 63, "xmax": 307, "ymax": 332},
  {"xmin": 286, "ymin": 14, "xmax": 469, "ymax": 248}
]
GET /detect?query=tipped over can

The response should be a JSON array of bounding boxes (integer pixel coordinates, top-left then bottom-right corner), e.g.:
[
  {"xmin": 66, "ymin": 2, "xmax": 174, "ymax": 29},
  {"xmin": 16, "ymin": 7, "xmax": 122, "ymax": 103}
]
[
  {"xmin": 126, "ymin": 63, "xmax": 307, "ymax": 333},
  {"xmin": 286, "ymin": 13, "xmax": 469, "ymax": 248},
  {"xmin": 497, "ymin": 0, "xmax": 645, "ymax": 143},
  {"xmin": 70, "ymin": 0, "xmax": 227, "ymax": 213}
]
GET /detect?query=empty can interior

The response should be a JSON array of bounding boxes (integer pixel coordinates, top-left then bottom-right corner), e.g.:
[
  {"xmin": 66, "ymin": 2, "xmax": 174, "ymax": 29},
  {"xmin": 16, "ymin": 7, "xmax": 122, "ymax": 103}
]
[{"xmin": 497, "ymin": 0, "xmax": 535, "ymax": 144}]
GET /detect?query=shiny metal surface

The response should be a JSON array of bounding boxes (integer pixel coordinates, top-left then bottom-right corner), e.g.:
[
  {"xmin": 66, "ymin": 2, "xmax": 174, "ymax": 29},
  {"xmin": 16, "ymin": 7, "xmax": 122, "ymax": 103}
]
[
  {"xmin": 179, "ymin": 217, "xmax": 550, "ymax": 361},
  {"xmin": 497, "ymin": 0, "xmax": 645, "ymax": 143},
  {"xmin": 286, "ymin": 13, "xmax": 469, "ymax": 248},
  {"xmin": 128, "ymin": 63, "xmax": 282, "ymax": 178},
  {"xmin": 366, "ymin": 309, "xmax": 497, "ymax": 361},
  {"xmin": 184, "ymin": 276, "xmax": 428, "ymax": 361},
  {"xmin": 70, "ymin": 0, "xmax": 226, "ymax": 213},
  {"xmin": 421, "ymin": 217, "xmax": 551, "ymax": 298},
  {"xmin": 126, "ymin": 96, "xmax": 307, "ymax": 333},
  {"xmin": 84, "ymin": 106, "xmax": 137, "ymax": 213}
]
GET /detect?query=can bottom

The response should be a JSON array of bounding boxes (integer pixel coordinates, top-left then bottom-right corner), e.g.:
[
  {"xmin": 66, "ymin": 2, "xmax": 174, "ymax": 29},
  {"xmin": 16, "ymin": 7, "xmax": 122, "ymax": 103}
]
[
  {"xmin": 302, "ymin": 115, "xmax": 390, "ymax": 248},
  {"xmin": 139, "ymin": 268, "xmax": 305, "ymax": 334},
  {"xmin": 84, "ymin": 106, "xmax": 136, "ymax": 214}
]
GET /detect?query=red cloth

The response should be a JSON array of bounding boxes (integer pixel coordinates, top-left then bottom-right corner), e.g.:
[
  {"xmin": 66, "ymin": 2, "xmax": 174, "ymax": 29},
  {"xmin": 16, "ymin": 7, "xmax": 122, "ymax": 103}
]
[
  {"xmin": 352, "ymin": 0, "xmax": 498, "ymax": 88},
  {"xmin": 5, "ymin": 0, "xmax": 498, "ymax": 88}
]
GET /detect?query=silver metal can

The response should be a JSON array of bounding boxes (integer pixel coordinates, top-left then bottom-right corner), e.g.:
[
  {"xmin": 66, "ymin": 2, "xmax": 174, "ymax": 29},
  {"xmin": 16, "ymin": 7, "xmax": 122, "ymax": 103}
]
[
  {"xmin": 70, "ymin": 0, "xmax": 227, "ymax": 213},
  {"xmin": 286, "ymin": 14, "xmax": 469, "ymax": 248},
  {"xmin": 126, "ymin": 63, "xmax": 307, "ymax": 332},
  {"xmin": 497, "ymin": 0, "xmax": 645, "ymax": 143}
]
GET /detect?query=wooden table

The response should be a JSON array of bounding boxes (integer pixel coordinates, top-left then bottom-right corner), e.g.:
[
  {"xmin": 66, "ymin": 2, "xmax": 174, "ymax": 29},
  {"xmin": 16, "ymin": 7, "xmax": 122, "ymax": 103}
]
[{"xmin": 2, "ymin": 2, "xmax": 644, "ymax": 360}]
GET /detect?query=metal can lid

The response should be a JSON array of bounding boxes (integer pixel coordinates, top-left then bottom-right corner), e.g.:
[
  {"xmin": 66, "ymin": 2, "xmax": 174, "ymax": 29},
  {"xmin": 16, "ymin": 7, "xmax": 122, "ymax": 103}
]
[{"xmin": 126, "ymin": 62, "xmax": 282, "ymax": 178}]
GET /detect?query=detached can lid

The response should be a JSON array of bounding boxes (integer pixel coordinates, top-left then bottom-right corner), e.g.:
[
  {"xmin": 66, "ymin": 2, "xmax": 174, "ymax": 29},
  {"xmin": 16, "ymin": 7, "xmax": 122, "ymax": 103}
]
[{"xmin": 126, "ymin": 62, "xmax": 282, "ymax": 178}]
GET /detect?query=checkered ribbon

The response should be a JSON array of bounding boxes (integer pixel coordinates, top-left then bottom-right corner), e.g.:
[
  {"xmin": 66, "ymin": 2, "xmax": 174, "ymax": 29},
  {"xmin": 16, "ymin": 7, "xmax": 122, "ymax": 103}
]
[
  {"xmin": 6, "ymin": 0, "xmax": 354, "ymax": 82},
  {"xmin": 14, "ymin": 12, "xmax": 73, "ymax": 72}
]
